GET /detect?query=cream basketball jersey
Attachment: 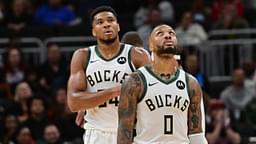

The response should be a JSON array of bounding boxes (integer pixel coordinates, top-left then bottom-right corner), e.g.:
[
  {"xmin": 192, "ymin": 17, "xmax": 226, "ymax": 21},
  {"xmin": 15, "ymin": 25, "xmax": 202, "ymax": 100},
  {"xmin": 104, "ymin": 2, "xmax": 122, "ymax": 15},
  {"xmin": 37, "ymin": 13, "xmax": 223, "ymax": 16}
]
[
  {"xmin": 134, "ymin": 66, "xmax": 190, "ymax": 144},
  {"xmin": 84, "ymin": 44, "xmax": 135, "ymax": 131}
]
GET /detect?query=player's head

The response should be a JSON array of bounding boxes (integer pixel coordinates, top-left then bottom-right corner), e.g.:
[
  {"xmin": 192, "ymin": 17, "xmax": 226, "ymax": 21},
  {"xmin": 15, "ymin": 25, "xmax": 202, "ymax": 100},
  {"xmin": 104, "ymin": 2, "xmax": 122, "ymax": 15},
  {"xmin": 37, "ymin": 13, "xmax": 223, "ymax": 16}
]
[
  {"xmin": 121, "ymin": 31, "xmax": 143, "ymax": 47},
  {"xmin": 90, "ymin": 6, "xmax": 120, "ymax": 45},
  {"xmin": 149, "ymin": 24, "xmax": 178, "ymax": 57}
]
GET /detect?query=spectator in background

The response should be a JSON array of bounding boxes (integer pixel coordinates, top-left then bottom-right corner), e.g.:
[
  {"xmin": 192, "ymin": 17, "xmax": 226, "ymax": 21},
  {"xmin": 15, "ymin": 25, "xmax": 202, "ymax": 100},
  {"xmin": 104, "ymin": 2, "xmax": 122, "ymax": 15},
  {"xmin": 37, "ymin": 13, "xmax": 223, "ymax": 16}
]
[
  {"xmin": 239, "ymin": 97, "xmax": 256, "ymax": 144},
  {"xmin": 0, "ymin": 67, "xmax": 12, "ymax": 99},
  {"xmin": 121, "ymin": 31, "xmax": 144, "ymax": 47},
  {"xmin": 213, "ymin": 2, "xmax": 249, "ymax": 31},
  {"xmin": 206, "ymin": 99, "xmax": 241, "ymax": 144},
  {"xmin": 23, "ymin": 96, "xmax": 49, "ymax": 141},
  {"xmin": 4, "ymin": 0, "xmax": 33, "ymax": 32},
  {"xmin": 158, "ymin": 0, "xmax": 174, "ymax": 25},
  {"xmin": 211, "ymin": 0, "xmax": 244, "ymax": 23},
  {"xmin": 191, "ymin": 0, "xmax": 211, "ymax": 31},
  {"xmin": 34, "ymin": 0, "xmax": 77, "ymax": 27},
  {"xmin": 242, "ymin": 61, "xmax": 256, "ymax": 80},
  {"xmin": 137, "ymin": 8, "xmax": 162, "ymax": 50},
  {"xmin": 175, "ymin": 11, "xmax": 207, "ymax": 48},
  {"xmin": 220, "ymin": 68, "xmax": 255, "ymax": 122},
  {"xmin": 38, "ymin": 43, "xmax": 68, "ymax": 94},
  {"xmin": 133, "ymin": 0, "xmax": 157, "ymax": 29},
  {"xmin": 1, "ymin": 114, "xmax": 19, "ymax": 143},
  {"xmin": 0, "ymin": 0, "xmax": 5, "ymax": 26},
  {"xmin": 49, "ymin": 87, "xmax": 83, "ymax": 142},
  {"xmin": 39, "ymin": 124, "xmax": 62, "ymax": 144},
  {"xmin": 244, "ymin": 0, "xmax": 256, "ymax": 27},
  {"xmin": 14, "ymin": 81, "xmax": 33, "ymax": 122},
  {"xmin": 3, "ymin": 46, "xmax": 28, "ymax": 94},
  {"xmin": 14, "ymin": 126, "xmax": 36, "ymax": 144},
  {"xmin": 184, "ymin": 54, "xmax": 210, "ymax": 93},
  {"xmin": 212, "ymin": 2, "xmax": 250, "ymax": 74}
]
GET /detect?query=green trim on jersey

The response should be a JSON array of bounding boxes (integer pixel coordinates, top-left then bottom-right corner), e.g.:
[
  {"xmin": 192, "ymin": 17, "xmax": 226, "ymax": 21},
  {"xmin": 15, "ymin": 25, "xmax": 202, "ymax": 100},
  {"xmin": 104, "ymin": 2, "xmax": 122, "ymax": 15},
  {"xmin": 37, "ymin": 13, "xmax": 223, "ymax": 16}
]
[
  {"xmin": 95, "ymin": 44, "xmax": 125, "ymax": 61},
  {"xmin": 84, "ymin": 47, "xmax": 91, "ymax": 70},
  {"xmin": 128, "ymin": 47, "xmax": 135, "ymax": 72},
  {"xmin": 137, "ymin": 70, "xmax": 147, "ymax": 103},
  {"xmin": 185, "ymin": 73, "xmax": 190, "ymax": 99},
  {"xmin": 145, "ymin": 65, "xmax": 180, "ymax": 85}
]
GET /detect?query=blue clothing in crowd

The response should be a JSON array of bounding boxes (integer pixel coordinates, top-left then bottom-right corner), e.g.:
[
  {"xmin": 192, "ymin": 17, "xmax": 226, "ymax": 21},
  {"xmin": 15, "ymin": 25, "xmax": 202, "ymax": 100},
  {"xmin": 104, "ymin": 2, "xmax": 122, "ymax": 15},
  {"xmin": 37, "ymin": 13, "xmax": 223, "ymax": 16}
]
[{"xmin": 35, "ymin": 5, "xmax": 76, "ymax": 26}]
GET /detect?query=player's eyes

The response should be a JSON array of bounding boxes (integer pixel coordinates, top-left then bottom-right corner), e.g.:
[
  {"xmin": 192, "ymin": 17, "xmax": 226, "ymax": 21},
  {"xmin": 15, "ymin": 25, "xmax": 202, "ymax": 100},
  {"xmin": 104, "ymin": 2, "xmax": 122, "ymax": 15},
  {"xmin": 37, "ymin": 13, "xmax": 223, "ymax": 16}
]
[
  {"xmin": 156, "ymin": 32, "xmax": 163, "ymax": 36},
  {"xmin": 108, "ymin": 18, "xmax": 114, "ymax": 22},
  {"xmin": 169, "ymin": 32, "xmax": 175, "ymax": 36},
  {"xmin": 96, "ymin": 21, "xmax": 103, "ymax": 25}
]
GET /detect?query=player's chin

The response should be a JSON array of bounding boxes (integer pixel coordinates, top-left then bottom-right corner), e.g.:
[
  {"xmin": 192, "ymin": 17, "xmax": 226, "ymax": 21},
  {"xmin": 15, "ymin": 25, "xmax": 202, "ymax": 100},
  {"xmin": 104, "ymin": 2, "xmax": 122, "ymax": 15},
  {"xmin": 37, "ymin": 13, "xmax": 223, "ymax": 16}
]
[
  {"xmin": 163, "ymin": 45, "xmax": 175, "ymax": 49},
  {"xmin": 158, "ymin": 53, "xmax": 174, "ymax": 58},
  {"xmin": 103, "ymin": 35, "xmax": 115, "ymax": 40}
]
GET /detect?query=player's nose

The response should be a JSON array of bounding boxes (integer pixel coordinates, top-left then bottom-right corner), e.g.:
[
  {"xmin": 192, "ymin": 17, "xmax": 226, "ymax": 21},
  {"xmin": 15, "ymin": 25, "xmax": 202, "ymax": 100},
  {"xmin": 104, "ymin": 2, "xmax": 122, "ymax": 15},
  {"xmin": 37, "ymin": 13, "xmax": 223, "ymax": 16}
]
[
  {"xmin": 103, "ymin": 21, "xmax": 111, "ymax": 28},
  {"xmin": 164, "ymin": 33, "xmax": 172, "ymax": 39}
]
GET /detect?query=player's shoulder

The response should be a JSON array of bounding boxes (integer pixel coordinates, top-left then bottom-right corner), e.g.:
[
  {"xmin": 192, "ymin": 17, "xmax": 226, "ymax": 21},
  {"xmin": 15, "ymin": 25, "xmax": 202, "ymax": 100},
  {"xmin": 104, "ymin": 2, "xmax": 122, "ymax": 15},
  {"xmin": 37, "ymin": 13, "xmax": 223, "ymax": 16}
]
[
  {"xmin": 72, "ymin": 47, "xmax": 91, "ymax": 59},
  {"xmin": 131, "ymin": 46, "xmax": 150, "ymax": 57},
  {"xmin": 182, "ymin": 71, "xmax": 198, "ymax": 85},
  {"xmin": 70, "ymin": 47, "xmax": 91, "ymax": 67},
  {"xmin": 123, "ymin": 71, "xmax": 145, "ymax": 96},
  {"xmin": 124, "ymin": 71, "xmax": 143, "ymax": 85},
  {"xmin": 130, "ymin": 46, "xmax": 151, "ymax": 68},
  {"xmin": 184, "ymin": 72, "xmax": 202, "ymax": 93}
]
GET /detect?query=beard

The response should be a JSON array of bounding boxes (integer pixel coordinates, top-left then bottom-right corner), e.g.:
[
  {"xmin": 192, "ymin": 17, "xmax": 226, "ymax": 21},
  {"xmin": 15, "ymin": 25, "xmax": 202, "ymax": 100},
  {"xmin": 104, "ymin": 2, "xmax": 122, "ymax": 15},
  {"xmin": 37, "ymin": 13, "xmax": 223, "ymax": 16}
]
[
  {"xmin": 99, "ymin": 36, "xmax": 117, "ymax": 45},
  {"xmin": 155, "ymin": 46, "xmax": 177, "ymax": 55}
]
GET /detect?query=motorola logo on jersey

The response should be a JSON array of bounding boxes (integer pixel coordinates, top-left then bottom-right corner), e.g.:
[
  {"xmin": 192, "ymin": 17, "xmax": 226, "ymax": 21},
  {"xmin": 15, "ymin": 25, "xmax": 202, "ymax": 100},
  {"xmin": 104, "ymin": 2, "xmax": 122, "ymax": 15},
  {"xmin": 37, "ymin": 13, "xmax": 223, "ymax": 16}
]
[
  {"xmin": 176, "ymin": 80, "xmax": 185, "ymax": 90},
  {"xmin": 117, "ymin": 57, "xmax": 127, "ymax": 64}
]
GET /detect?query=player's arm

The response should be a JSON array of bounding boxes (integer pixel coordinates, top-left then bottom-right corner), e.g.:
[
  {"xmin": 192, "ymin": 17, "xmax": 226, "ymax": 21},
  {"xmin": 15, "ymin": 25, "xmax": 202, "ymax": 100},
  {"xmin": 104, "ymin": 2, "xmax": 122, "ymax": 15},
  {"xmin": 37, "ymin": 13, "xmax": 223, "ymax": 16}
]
[
  {"xmin": 131, "ymin": 47, "xmax": 151, "ymax": 68},
  {"xmin": 67, "ymin": 49, "xmax": 120, "ymax": 112},
  {"xmin": 117, "ymin": 72, "xmax": 144, "ymax": 144},
  {"xmin": 187, "ymin": 75, "xmax": 208, "ymax": 144}
]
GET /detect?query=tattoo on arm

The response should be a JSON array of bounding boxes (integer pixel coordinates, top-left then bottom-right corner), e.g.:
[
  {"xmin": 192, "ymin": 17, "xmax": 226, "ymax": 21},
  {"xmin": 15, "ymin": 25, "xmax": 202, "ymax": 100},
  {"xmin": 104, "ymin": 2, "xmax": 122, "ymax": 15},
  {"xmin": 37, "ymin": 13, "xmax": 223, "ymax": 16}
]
[
  {"xmin": 188, "ymin": 77, "xmax": 203, "ymax": 134},
  {"xmin": 117, "ymin": 73, "xmax": 143, "ymax": 144}
]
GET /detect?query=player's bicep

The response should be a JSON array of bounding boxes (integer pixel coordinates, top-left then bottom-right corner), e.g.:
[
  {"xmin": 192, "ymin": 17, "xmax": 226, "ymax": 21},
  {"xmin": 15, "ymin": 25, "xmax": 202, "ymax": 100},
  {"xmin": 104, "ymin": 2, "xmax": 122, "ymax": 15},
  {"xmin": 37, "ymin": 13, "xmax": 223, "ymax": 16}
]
[
  {"xmin": 68, "ymin": 49, "xmax": 87, "ymax": 95},
  {"xmin": 118, "ymin": 73, "xmax": 142, "ymax": 123},
  {"xmin": 118, "ymin": 73, "xmax": 143, "ymax": 143},
  {"xmin": 188, "ymin": 77, "xmax": 203, "ymax": 135}
]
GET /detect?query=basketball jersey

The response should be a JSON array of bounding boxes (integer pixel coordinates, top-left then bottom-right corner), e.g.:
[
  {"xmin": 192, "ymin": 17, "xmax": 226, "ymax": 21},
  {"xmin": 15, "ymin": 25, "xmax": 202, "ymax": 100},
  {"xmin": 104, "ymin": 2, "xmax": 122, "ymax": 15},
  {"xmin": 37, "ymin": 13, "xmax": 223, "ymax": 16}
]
[
  {"xmin": 84, "ymin": 44, "xmax": 135, "ymax": 131},
  {"xmin": 134, "ymin": 66, "xmax": 190, "ymax": 144}
]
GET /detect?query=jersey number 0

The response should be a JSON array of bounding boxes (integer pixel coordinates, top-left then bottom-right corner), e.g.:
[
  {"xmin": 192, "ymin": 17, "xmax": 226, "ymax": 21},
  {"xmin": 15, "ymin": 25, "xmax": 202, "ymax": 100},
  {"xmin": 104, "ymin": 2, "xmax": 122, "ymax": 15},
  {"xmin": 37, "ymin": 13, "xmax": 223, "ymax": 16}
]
[{"xmin": 164, "ymin": 115, "xmax": 173, "ymax": 134}]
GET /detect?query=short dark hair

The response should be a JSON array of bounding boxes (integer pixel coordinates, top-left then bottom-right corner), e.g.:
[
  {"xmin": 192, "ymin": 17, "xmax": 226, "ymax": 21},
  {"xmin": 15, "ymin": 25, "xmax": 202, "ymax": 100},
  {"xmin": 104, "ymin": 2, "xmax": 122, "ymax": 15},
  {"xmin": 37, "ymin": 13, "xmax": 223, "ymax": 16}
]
[
  {"xmin": 90, "ymin": 6, "xmax": 118, "ymax": 24},
  {"xmin": 121, "ymin": 31, "xmax": 144, "ymax": 47}
]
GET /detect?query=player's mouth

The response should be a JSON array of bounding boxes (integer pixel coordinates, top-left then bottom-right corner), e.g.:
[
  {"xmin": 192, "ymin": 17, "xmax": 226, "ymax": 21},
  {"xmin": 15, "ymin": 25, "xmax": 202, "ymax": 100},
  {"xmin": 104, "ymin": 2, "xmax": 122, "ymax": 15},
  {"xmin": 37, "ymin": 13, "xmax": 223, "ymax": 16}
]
[
  {"xmin": 104, "ymin": 30, "xmax": 113, "ymax": 36},
  {"xmin": 164, "ymin": 40, "xmax": 174, "ymax": 47}
]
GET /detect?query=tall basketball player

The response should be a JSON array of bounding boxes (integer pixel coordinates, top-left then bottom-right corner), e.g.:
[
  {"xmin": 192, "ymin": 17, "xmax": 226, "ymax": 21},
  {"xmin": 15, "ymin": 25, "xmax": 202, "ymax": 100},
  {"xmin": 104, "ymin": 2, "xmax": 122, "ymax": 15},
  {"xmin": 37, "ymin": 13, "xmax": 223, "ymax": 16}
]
[
  {"xmin": 117, "ymin": 24, "xmax": 208, "ymax": 144},
  {"xmin": 67, "ymin": 6, "xmax": 150, "ymax": 144}
]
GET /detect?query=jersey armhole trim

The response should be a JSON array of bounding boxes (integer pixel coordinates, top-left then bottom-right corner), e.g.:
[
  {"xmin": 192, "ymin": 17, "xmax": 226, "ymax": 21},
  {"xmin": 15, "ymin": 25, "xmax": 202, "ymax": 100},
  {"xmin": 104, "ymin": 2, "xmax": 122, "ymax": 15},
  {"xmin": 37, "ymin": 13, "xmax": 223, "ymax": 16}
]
[
  {"xmin": 84, "ymin": 47, "xmax": 91, "ymax": 70},
  {"xmin": 137, "ymin": 70, "xmax": 147, "ymax": 103},
  {"xmin": 185, "ymin": 73, "xmax": 190, "ymax": 99},
  {"xmin": 128, "ymin": 47, "xmax": 136, "ymax": 72}
]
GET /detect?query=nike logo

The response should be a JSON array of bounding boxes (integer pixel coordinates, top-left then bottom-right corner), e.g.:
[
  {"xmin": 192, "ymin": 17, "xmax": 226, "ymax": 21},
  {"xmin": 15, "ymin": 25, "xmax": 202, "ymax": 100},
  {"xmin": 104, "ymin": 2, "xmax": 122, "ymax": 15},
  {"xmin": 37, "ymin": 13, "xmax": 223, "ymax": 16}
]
[
  {"xmin": 148, "ymin": 82, "xmax": 158, "ymax": 86},
  {"xmin": 90, "ymin": 60, "xmax": 99, "ymax": 63}
]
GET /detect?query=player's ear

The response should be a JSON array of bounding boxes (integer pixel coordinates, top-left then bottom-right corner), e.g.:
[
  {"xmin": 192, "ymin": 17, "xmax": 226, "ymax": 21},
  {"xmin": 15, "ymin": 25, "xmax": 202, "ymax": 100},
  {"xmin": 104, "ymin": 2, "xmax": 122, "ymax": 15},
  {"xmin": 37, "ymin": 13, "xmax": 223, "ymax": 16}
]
[
  {"xmin": 117, "ymin": 23, "xmax": 120, "ymax": 32},
  {"xmin": 148, "ymin": 35, "xmax": 153, "ymax": 52},
  {"xmin": 92, "ymin": 28, "xmax": 96, "ymax": 37}
]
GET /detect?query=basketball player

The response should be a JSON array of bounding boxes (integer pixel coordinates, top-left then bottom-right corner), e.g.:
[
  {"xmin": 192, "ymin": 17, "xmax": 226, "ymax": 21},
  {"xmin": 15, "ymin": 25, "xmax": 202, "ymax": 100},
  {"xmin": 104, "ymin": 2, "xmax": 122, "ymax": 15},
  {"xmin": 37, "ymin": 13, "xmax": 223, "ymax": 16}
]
[
  {"xmin": 67, "ymin": 6, "xmax": 150, "ymax": 144},
  {"xmin": 117, "ymin": 24, "xmax": 208, "ymax": 144},
  {"xmin": 121, "ymin": 31, "xmax": 144, "ymax": 47}
]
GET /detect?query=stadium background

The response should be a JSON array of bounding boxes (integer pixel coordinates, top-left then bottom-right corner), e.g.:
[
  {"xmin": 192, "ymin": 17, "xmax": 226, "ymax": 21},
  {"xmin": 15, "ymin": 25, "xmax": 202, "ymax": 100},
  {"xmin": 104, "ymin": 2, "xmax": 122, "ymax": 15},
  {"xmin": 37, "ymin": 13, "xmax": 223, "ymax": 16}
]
[{"xmin": 0, "ymin": 0, "xmax": 256, "ymax": 143}]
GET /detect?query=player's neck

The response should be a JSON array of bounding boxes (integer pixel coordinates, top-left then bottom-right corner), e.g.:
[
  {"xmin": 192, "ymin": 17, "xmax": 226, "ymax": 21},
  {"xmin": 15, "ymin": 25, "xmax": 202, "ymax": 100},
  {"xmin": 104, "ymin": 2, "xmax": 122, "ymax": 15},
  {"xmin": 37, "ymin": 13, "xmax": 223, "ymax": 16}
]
[
  {"xmin": 98, "ymin": 40, "xmax": 120, "ymax": 59},
  {"xmin": 152, "ymin": 54, "xmax": 178, "ymax": 77}
]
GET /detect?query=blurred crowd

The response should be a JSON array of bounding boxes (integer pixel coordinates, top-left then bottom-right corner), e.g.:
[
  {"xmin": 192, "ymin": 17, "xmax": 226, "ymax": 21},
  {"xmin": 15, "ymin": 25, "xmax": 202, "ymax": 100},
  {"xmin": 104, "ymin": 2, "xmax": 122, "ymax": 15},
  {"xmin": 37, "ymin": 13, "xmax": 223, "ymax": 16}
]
[
  {"xmin": 0, "ymin": 42, "xmax": 84, "ymax": 144},
  {"xmin": 0, "ymin": 0, "xmax": 256, "ymax": 144}
]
